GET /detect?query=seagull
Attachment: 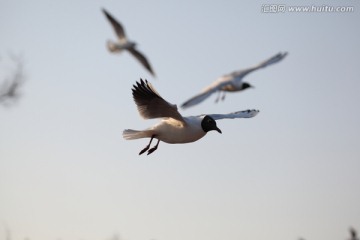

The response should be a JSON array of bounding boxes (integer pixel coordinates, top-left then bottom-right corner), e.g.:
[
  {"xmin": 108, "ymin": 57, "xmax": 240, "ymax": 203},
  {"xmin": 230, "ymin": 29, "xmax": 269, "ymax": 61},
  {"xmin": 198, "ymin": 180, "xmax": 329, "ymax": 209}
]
[
  {"xmin": 102, "ymin": 8, "xmax": 156, "ymax": 77},
  {"xmin": 123, "ymin": 79, "xmax": 259, "ymax": 155},
  {"xmin": 181, "ymin": 52, "xmax": 288, "ymax": 109}
]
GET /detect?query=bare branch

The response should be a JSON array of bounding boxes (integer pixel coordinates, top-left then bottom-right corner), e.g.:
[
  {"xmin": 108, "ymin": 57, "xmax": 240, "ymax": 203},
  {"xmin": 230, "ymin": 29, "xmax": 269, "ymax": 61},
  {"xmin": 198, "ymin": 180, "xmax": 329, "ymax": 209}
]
[
  {"xmin": 0, "ymin": 53, "xmax": 26, "ymax": 106},
  {"xmin": 349, "ymin": 227, "xmax": 359, "ymax": 240}
]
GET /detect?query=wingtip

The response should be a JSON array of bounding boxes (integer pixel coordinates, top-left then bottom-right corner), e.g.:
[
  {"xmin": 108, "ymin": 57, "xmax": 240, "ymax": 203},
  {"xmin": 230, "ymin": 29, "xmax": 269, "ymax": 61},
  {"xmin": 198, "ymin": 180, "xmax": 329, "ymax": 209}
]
[
  {"xmin": 180, "ymin": 104, "xmax": 187, "ymax": 110},
  {"xmin": 101, "ymin": 8, "xmax": 109, "ymax": 15},
  {"xmin": 252, "ymin": 109, "xmax": 260, "ymax": 117},
  {"xmin": 133, "ymin": 78, "xmax": 152, "ymax": 96},
  {"xmin": 140, "ymin": 78, "xmax": 149, "ymax": 87},
  {"xmin": 136, "ymin": 78, "xmax": 147, "ymax": 86},
  {"xmin": 132, "ymin": 78, "xmax": 144, "ymax": 92},
  {"xmin": 240, "ymin": 109, "xmax": 260, "ymax": 118},
  {"xmin": 180, "ymin": 102, "xmax": 191, "ymax": 110}
]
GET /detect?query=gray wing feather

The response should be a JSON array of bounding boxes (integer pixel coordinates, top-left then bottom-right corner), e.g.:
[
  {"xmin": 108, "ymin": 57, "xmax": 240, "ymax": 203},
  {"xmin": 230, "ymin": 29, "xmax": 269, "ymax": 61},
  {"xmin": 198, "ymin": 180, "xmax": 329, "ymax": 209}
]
[
  {"xmin": 128, "ymin": 48, "xmax": 156, "ymax": 77},
  {"xmin": 102, "ymin": 8, "xmax": 127, "ymax": 41},
  {"xmin": 181, "ymin": 89, "xmax": 216, "ymax": 109},
  {"xmin": 181, "ymin": 76, "xmax": 231, "ymax": 109},
  {"xmin": 230, "ymin": 52, "xmax": 288, "ymax": 79},
  {"xmin": 208, "ymin": 109, "xmax": 259, "ymax": 120}
]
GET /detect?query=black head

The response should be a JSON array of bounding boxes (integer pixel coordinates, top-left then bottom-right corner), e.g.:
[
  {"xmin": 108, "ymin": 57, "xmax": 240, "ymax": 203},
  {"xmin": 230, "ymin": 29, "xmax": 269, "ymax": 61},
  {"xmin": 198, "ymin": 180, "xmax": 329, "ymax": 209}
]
[
  {"xmin": 241, "ymin": 82, "xmax": 253, "ymax": 90},
  {"xmin": 201, "ymin": 115, "xmax": 222, "ymax": 134}
]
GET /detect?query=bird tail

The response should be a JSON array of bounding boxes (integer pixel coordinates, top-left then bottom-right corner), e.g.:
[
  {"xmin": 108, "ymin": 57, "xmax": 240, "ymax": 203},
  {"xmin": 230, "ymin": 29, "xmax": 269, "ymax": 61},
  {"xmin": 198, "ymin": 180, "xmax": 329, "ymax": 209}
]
[{"xmin": 122, "ymin": 129, "xmax": 153, "ymax": 140}]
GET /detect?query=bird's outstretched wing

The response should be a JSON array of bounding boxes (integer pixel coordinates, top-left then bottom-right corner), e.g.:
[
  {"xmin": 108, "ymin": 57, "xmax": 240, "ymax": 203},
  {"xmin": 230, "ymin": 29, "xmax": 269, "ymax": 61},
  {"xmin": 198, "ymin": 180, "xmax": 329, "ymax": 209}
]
[
  {"xmin": 132, "ymin": 79, "xmax": 184, "ymax": 122},
  {"xmin": 180, "ymin": 76, "xmax": 232, "ymax": 109},
  {"xmin": 102, "ymin": 8, "xmax": 127, "ymax": 42},
  {"xmin": 230, "ymin": 52, "xmax": 288, "ymax": 79},
  {"xmin": 128, "ymin": 48, "xmax": 156, "ymax": 77},
  {"xmin": 180, "ymin": 87, "xmax": 217, "ymax": 109},
  {"xmin": 208, "ymin": 109, "xmax": 259, "ymax": 120},
  {"xmin": 256, "ymin": 52, "xmax": 288, "ymax": 69}
]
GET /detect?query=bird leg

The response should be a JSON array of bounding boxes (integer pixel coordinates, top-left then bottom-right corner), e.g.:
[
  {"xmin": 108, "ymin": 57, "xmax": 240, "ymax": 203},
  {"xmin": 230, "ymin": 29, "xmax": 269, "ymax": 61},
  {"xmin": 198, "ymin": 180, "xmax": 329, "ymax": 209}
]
[
  {"xmin": 221, "ymin": 91, "xmax": 226, "ymax": 101},
  {"xmin": 215, "ymin": 91, "xmax": 222, "ymax": 103},
  {"xmin": 147, "ymin": 139, "xmax": 160, "ymax": 155},
  {"xmin": 139, "ymin": 135, "xmax": 155, "ymax": 155}
]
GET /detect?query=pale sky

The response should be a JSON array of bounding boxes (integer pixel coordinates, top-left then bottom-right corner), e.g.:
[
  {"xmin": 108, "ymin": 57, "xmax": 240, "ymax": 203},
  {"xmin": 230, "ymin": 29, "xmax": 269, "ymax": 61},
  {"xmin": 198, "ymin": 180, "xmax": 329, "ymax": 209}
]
[{"xmin": 1, "ymin": 1, "xmax": 359, "ymax": 240}]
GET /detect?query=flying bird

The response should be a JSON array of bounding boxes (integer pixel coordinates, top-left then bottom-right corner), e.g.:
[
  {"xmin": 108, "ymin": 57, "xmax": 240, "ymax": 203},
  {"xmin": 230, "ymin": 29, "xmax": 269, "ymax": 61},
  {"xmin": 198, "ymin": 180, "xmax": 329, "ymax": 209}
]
[
  {"xmin": 181, "ymin": 52, "xmax": 288, "ymax": 109},
  {"xmin": 123, "ymin": 79, "xmax": 259, "ymax": 155},
  {"xmin": 102, "ymin": 8, "xmax": 156, "ymax": 76}
]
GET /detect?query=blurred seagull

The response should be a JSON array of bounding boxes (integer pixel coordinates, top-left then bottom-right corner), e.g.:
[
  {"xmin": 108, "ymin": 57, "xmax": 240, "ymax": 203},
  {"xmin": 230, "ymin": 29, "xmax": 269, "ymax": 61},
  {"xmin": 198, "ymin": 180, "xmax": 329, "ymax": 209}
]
[
  {"xmin": 123, "ymin": 79, "xmax": 259, "ymax": 155},
  {"xmin": 181, "ymin": 52, "xmax": 288, "ymax": 109},
  {"xmin": 102, "ymin": 8, "xmax": 156, "ymax": 77}
]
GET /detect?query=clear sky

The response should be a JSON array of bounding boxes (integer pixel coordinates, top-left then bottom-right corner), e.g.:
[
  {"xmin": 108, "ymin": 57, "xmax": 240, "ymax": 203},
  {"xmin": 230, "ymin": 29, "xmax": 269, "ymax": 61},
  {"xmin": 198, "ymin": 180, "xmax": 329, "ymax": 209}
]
[{"xmin": 1, "ymin": 1, "xmax": 359, "ymax": 240}]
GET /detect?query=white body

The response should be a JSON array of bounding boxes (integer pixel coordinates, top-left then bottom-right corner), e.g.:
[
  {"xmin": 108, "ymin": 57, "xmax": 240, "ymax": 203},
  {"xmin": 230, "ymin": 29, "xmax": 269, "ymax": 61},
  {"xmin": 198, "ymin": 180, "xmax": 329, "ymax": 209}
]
[
  {"xmin": 124, "ymin": 116, "xmax": 206, "ymax": 144},
  {"xmin": 107, "ymin": 40, "xmax": 136, "ymax": 53}
]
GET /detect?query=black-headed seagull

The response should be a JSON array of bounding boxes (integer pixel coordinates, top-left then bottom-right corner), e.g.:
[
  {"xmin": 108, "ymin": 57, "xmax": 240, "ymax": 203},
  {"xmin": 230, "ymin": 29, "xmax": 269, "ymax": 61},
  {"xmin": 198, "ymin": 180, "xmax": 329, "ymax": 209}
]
[
  {"xmin": 102, "ymin": 8, "xmax": 156, "ymax": 77},
  {"xmin": 123, "ymin": 79, "xmax": 259, "ymax": 155},
  {"xmin": 181, "ymin": 52, "xmax": 288, "ymax": 109}
]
